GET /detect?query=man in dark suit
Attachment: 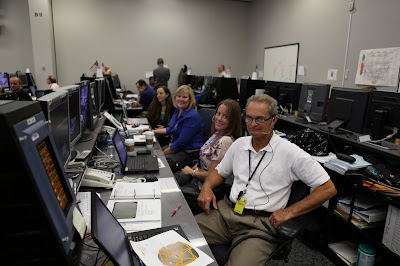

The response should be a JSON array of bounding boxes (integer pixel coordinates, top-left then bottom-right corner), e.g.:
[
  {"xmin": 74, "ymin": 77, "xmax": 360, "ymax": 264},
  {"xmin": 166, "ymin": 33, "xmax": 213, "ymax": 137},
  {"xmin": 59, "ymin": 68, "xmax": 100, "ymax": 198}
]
[{"xmin": 153, "ymin": 58, "xmax": 170, "ymax": 89}]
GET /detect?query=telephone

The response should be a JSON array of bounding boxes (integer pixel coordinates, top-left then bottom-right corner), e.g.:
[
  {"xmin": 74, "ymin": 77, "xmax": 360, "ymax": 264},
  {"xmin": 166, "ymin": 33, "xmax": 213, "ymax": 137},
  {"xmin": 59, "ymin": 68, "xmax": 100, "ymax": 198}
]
[{"xmin": 81, "ymin": 168, "xmax": 116, "ymax": 189}]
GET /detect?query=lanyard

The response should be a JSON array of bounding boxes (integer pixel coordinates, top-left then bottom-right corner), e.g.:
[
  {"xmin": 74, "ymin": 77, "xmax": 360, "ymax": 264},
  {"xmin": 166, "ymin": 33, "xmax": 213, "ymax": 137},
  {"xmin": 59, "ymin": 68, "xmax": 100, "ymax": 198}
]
[
  {"xmin": 200, "ymin": 132, "xmax": 225, "ymax": 153},
  {"xmin": 237, "ymin": 150, "xmax": 267, "ymax": 200}
]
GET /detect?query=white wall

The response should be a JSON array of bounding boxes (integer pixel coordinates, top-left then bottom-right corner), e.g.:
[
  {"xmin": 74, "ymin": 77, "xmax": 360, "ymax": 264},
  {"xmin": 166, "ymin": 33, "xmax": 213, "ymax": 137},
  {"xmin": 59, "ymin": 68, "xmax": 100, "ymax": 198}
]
[
  {"xmin": 0, "ymin": 0, "xmax": 34, "ymax": 74},
  {"xmin": 52, "ymin": 0, "xmax": 251, "ymax": 93},
  {"xmin": 247, "ymin": 0, "xmax": 400, "ymax": 92}
]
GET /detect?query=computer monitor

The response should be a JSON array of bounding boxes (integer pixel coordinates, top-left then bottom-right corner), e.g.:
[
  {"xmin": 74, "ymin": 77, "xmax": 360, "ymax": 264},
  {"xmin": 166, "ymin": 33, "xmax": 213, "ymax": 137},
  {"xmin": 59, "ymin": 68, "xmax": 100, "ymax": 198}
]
[
  {"xmin": 17, "ymin": 72, "xmax": 29, "ymax": 87},
  {"xmin": 216, "ymin": 77, "xmax": 239, "ymax": 104},
  {"xmin": 326, "ymin": 87, "xmax": 370, "ymax": 134},
  {"xmin": 112, "ymin": 74, "xmax": 121, "ymax": 88},
  {"xmin": 278, "ymin": 82, "xmax": 302, "ymax": 114},
  {"xmin": 0, "ymin": 73, "xmax": 10, "ymax": 89},
  {"xmin": 264, "ymin": 81, "xmax": 281, "ymax": 101},
  {"xmin": 78, "ymin": 80, "xmax": 93, "ymax": 142},
  {"xmin": 95, "ymin": 78, "xmax": 106, "ymax": 111},
  {"xmin": 37, "ymin": 90, "xmax": 71, "ymax": 167},
  {"xmin": 184, "ymin": 74, "xmax": 196, "ymax": 86},
  {"xmin": 1, "ymin": 101, "xmax": 83, "ymax": 264},
  {"xmin": 88, "ymin": 82, "xmax": 99, "ymax": 130},
  {"xmin": 364, "ymin": 90, "xmax": 400, "ymax": 140},
  {"xmin": 61, "ymin": 85, "xmax": 82, "ymax": 146},
  {"xmin": 239, "ymin": 79, "xmax": 266, "ymax": 110},
  {"xmin": 297, "ymin": 83, "xmax": 331, "ymax": 123}
]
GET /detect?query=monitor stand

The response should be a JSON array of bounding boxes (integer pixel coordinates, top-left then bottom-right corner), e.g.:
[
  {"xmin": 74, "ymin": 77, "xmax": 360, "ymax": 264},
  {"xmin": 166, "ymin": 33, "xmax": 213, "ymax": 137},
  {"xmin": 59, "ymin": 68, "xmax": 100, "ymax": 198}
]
[
  {"xmin": 295, "ymin": 115, "xmax": 313, "ymax": 124},
  {"xmin": 327, "ymin": 119, "xmax": 347, "ymax": 135},
  {"xmin": 78, "ymin": 133, "xmax": 94, "ymax": 143}
]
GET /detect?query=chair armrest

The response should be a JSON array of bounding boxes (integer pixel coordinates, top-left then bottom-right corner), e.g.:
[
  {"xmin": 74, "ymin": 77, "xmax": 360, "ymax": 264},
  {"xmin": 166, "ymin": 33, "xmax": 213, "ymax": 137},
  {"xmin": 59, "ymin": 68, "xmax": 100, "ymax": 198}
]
[
  {"xmin": 275, "ymin": 218, "xmax": 303, "ymax": 240},
  {"xmin": 185, "ymin": 149, "xmax": 200, "ymax": 155}
]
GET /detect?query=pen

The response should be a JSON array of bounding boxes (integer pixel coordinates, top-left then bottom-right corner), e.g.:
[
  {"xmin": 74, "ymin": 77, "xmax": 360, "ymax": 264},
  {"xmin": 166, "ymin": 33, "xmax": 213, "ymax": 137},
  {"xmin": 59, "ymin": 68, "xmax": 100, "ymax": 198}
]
[{"xmin": 171, "ymin": 203, "xmax": 182, "ymax": 216}]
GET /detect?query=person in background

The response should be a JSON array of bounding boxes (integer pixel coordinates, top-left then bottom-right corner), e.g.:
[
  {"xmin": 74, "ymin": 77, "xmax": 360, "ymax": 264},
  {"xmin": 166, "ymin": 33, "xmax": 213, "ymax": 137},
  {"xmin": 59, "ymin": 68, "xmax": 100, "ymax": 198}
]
[
  {"xmin": 146, "ymin": 85, "xmax": 203, "ymax": 166},
  {"xmin": 147, "ymin": 86, "xmax": 175, "ymax": 146},
  {"xmin": 103, "ymin": 65, "xmax": 112, "ymax": 76},
  {"xmin": 134, "ymin": 79, "xmax": 155, "ymax": 111},
  {"xmin": 153, "ymin": 58, "xmax": 170, "ymax": 89},
  {"xmin": 195, "ymin": 94, "xmax": 336, "ymax": 265},
  {"xmin": 148, "ymin": 76, "xmax": 155, "ymax": 90},
  {"xmin": 47, "ymin": 75, "xmax": 60, "ymax": 90},
  {"xmin": 218, "ymin": 65, "xmax": 227, "ymax": 77},
  {"xmin": 10, "ymin": 76, "xmax": 32, "ymax": 101},
  {"xmin": 175, "ymin": 99, "xmax": 242, "ymax": 188}
]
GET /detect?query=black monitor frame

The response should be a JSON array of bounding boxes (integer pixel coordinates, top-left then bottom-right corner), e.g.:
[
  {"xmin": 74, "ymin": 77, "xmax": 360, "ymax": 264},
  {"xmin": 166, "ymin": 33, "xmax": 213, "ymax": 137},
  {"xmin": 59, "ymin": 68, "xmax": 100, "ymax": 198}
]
[
  {"xmin": 216, "ymin": 77, "xmax": 239, "ymax": 104},
  {"xmin": 88, "ymin": 81, "xmax": 99, "ymax": 131},
  {"xmin": 37, "ymin": 90, "xmax": 71, "ymax": 168},
  {"xmin": 0, "ymin": 72, "xmax": 10, "ymax": 89},
  {"xmin": 77, "ymin": 80, "xmax": 94, "ymax": 142},
  {"xmin": 326, "ymin": 87, "xmax": 370, "ymax": 134},
  {"xmin": 264, "ymin": 81, "xmax": 281, "ymax": 101},
  {"xmin": 239, "ymin": 79, "xmax": 266, "ymax": 110},
  {"xmin": 278, "ymin": 82, "xmax": 302, "ymax": 114},
  {"xmin": 95, "ymin": 78, "xmax": 106, "ymax": 112},
  {"xmin": 17, "ymin": 72, "xmax": 29, "ymax": 87},
  {"xmin": 364, "ymin": 90, "xmax": 400, "ymax": 140},
  {"xmin": 297, "ymin": 83, "xmax": 331, "ymax": 123},
  {"xmin": 61, "ymin": 85, "xmax": 82, "ymax": 146}
]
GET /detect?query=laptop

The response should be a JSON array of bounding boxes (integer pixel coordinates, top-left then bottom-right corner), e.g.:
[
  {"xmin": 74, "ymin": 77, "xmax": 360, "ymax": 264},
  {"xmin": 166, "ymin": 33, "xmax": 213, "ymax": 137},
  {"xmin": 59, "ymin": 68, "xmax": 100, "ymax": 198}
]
[
  {"xmin": 112, "ymin": 130, "xmax": 159, "ymax": 174},
  {"xmin": 91, "ymin": 191, "xmax": 188, "ymax": 266}
]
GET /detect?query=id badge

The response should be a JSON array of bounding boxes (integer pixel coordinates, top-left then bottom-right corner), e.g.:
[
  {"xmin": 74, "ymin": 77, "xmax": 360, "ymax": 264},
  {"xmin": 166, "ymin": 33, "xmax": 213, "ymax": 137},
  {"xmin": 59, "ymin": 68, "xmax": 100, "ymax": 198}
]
[{"xmin": 234, "ymin": 198, "xmax": 246, "ymax": 215}]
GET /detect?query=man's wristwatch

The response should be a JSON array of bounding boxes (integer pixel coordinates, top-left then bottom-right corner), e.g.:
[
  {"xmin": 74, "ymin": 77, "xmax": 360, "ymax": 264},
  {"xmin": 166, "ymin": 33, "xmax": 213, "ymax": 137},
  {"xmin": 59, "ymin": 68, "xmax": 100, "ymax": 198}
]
[{"xmin": 192, "ymin": 169, "xmax": 197, "ymax": 177}]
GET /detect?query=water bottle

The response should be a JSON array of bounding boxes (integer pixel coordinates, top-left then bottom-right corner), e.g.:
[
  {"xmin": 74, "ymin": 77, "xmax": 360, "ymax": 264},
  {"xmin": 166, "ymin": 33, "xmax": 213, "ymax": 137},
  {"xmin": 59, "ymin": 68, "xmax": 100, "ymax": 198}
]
[
  {"xmin": 105, "ymin": 134, "xmax": 114, "ymax": 158},
  {"xmin": 365, "ymin": 166, "xmax": 383, "ymax": 180}
]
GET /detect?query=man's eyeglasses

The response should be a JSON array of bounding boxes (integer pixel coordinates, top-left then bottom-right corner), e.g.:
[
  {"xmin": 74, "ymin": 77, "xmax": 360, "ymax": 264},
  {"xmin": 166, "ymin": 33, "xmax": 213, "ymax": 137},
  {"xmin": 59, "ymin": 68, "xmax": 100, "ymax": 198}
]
[{"xmin": 245, "ymin": 115, "xmax": 274, "ymax": 124}]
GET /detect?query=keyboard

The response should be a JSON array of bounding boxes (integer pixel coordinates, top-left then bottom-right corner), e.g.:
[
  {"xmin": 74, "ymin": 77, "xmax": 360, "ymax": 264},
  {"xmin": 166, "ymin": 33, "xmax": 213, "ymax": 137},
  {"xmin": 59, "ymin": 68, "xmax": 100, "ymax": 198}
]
[
  {"xmin": 127, "ymin": 225, "xmax": 187, "ymax": 242},
  {"xmin": 129, "ymin": 156, "xmax": 146, "ymax": 170}
]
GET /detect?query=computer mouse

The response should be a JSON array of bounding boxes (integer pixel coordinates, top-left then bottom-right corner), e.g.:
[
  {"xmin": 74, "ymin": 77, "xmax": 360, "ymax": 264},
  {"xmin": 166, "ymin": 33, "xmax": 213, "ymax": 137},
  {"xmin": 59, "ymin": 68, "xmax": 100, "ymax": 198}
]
[{"xmin": 143, "ymin": 175, "xmax": 158, "ymax": 182}]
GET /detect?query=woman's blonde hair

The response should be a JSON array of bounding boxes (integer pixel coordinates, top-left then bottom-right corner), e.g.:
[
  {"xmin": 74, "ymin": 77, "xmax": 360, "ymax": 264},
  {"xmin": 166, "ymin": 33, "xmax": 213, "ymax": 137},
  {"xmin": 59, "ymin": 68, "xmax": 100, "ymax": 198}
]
[{"xmin": 173, "ymin": 85, "xmax": 196, "ymax": 110}]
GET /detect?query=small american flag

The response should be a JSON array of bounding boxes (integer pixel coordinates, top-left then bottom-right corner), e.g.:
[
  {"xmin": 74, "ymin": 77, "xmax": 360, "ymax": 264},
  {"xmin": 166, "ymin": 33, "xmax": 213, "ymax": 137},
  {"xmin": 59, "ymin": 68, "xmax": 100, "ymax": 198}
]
[
  {"xmin": 90, "ymin": 60, "xmax": 100, "ymax": 73},
  {"xmin": 101, "ymin": 62, "xmax": 105, "ymax": 72}
]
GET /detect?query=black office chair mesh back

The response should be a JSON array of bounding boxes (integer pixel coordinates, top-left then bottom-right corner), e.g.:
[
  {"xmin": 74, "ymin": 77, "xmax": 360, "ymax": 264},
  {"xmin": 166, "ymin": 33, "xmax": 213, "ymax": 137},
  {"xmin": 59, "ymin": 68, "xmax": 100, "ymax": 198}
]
[{"xmin": 198, "ymin": 108, "xmax": 215, "ymax": 142}]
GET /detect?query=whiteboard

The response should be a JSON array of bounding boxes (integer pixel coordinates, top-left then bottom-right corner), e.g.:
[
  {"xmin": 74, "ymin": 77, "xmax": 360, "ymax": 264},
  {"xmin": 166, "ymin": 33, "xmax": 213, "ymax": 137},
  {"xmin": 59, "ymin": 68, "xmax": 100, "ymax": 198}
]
[{"xmin": 263, "ymin": 43, "xmax": 299, "ymax": 82}]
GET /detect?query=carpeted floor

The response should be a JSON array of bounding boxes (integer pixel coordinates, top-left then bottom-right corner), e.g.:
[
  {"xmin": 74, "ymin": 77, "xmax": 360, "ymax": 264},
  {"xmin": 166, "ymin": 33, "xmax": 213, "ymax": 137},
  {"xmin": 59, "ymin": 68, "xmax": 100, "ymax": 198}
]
[{"xmin": 266, "ymin": 238, "xmax": 335, "ymax": 266}]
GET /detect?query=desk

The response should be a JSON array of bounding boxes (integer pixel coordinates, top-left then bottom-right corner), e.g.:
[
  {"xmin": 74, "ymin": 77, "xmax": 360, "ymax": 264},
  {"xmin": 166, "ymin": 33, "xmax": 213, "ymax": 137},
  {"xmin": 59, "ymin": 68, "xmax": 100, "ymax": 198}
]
[
  {"xmin": 275, "ymin": 114, "xmax": 400, "ymax": 265},
  {"xmin": 76, "ymin": 117, "xmax": 217, "ymax": 265}
]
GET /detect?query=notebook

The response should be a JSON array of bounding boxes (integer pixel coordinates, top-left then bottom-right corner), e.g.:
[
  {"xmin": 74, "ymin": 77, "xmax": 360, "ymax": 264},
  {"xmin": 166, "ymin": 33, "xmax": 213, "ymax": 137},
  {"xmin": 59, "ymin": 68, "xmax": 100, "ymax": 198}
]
[
  {"xmin": 113, "ymin": 130, "xmax": 159, "ymax": 174},
  {"xmin": 91, "ymin": 191, "xmax": 187, "ymax": 266}
]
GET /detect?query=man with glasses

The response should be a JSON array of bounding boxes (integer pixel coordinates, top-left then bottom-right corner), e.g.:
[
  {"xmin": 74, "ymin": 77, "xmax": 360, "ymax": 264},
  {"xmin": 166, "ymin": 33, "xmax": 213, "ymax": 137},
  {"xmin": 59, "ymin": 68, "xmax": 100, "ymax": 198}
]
[{"xmin": 196, "ymin": 94, "xmax": 336, "ymax": 265}]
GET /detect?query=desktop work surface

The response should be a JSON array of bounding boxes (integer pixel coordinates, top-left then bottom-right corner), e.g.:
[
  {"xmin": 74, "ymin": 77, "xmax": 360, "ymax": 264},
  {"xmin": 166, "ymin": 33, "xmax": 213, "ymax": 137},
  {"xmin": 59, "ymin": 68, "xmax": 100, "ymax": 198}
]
[{"xmin": 78, "ymin": 130, "xmax": 217, "ymax": 265}]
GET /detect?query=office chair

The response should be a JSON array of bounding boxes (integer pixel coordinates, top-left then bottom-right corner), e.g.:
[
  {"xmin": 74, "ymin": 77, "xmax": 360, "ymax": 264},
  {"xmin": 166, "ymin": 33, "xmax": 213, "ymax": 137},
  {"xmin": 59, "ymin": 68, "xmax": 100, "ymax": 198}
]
[{"xmin": 210, "ymin": 181, "xmax": 310, "ymax": 265}]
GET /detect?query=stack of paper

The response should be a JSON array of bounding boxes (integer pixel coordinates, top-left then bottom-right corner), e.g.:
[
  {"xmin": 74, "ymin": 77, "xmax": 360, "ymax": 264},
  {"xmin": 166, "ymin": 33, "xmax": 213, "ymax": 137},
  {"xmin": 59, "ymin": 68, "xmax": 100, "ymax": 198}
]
[
  {"xmin": 328, "ymin": 240, "xmax": 358, "ymax": 266},
  {"xmin": 107, "ymin": 182, "xmax": 162, "ymax": 232},
  {"xmin": 334, "ymin": 195, "xmax": 388, "ymax": 229},
  {"xmin": 324, "ymin": 154, "xmax": 371, "ymax": 175}
]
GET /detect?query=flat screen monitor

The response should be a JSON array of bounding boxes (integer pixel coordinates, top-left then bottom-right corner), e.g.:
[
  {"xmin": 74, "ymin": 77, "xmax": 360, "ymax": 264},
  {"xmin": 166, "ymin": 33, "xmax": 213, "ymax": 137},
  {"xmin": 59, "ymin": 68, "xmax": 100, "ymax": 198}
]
[
  {"xmin": 278, "ymin": 82, "xmax": 302, "ymax": 114},
  {"xmin": 95, "ymin": 78, "xmax": 105, "ymax": 112},
  {"xmin": 0, "ymin": 101, "xmax": 82, "ymax": 264},
  {"xmin": 0, "ymin": 73, "xmax": 10, "ymax": 88},
  {"xmin": 105, "ymin": 75, "xmax": 118, "ymax": 99},
  {"xmin": 364, "ymin": 91, "xmax": 400, "ymax": 140},
  {"xmin": 265, "ymin": 81, "xmax": 281, "ymax": 101},
  {"xmin": 78, "ymin": 80, "xmax": 93, "ymax": 142},
  {"xmin": 17, "ymin": 73, "xmax": 29, "ymax": 87},
  {"xmin": 88, "ymin": 82, "xmax": 99, "ymax": 130},
  {"xmin": 112, "ymin": 74, "xmax": 121, "ymax": 88},
  {"xmin": 185, "ymin": 74, "xmax": 196, "ymax": 86},
  {"xmin": 61, "ymin": 85, "xmax": 82, "ymax": 146},
  {"xmin": 216, "ymin": 77, "xmax": 239, "ymax": 104},
  {"xmin": 326, "ymin": 88, "xmax": 370, "ymax": 134},
  {"xmin": 239, "ymin": 79, "xmax": 266, "ymax": 110},
  {"xmin": 38, "ymin": 90, "xmax": 71, "ymax": 167},
  {"xmin": 27, "ymin": 73, "xmax": 36, "ymax": 87},
  {"xmin": 297, "ymin": 83, "xmax": 331, "ymax": 123}
]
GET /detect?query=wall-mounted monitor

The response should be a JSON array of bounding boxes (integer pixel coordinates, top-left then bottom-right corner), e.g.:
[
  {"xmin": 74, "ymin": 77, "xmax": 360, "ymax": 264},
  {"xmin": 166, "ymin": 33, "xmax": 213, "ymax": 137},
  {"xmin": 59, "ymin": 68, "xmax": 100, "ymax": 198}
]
[
  {"xmin": 37, "ymin": 90, "xmax": 71, "ymax": 167},
  {"xmin": 364, "ymin": 91, "xmax": 400, "ymax": 140},
  {"xmin": 0, "ymin": 101, "xmax": 83, "ymax": 264},
  {"xmin": 326, "ymin": 88, "xmax": 370, "ymax": 134},
  {"xmin": 297, "ymin": 83, "xmax": 331, "ymax": 123},
  {"xmin": 60, "ymin": 85, "xmax": 82, "ymax": 146}
]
